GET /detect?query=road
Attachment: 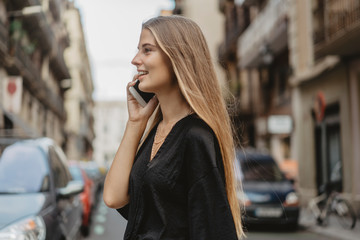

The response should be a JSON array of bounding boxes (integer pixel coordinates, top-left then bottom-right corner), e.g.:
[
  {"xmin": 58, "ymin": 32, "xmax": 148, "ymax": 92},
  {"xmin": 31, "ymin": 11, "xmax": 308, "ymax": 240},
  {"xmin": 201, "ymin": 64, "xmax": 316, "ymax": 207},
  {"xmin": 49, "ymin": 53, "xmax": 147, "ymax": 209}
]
[
  {"xmin": 84, "ymin": 195, "xmax": 337, "ymax": 240},
  {"xmin": 84, "ymin": 200, "xmax": 126, "ymax": 240},
  {"xmin": 244, "ymin": 226, "xmax": 336, "ymax": 240}
]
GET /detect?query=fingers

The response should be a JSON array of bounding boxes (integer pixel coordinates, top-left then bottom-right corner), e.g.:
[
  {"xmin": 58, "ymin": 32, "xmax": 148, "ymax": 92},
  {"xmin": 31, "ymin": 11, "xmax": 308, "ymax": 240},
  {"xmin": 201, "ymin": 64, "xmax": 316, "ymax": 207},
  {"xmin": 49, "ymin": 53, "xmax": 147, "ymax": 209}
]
[
  {"xmin": 126, "ymin": 74, "xmax": 140, "ymax": 95},
  {"xmin": 127, "ymin": 78, "xmax": 137, "ymax": 89},
  {"xmin": 146, "ymin": 95, "xmax": 158, "ymax": 108},
  {"xmin": 132, "ymin": 74, "xmax": 139, "ymax": 82},
  {"xmin": 142, "ymin": 95, "xmax": 158, "ymax": 115}
]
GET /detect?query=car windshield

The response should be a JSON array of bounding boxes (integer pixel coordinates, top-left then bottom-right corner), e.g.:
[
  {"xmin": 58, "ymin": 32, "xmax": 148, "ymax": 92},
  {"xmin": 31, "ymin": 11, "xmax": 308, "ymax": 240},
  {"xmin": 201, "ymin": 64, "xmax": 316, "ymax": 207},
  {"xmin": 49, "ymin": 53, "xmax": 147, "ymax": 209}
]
[
  {"xmin": 238, "ymin": 155, "xmax": 285, "ymax": 182},
  {"xmin": 0, "ymin": 144, "xmax": 49, "ymax": 193}
]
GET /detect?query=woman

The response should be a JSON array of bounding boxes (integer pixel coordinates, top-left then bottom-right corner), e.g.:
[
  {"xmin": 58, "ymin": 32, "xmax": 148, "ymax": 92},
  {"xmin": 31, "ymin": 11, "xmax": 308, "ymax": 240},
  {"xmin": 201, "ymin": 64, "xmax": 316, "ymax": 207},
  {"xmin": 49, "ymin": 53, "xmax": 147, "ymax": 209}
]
[{"xmin": 103, "ymin": 15, "xmax": 243, "ymax": 239}]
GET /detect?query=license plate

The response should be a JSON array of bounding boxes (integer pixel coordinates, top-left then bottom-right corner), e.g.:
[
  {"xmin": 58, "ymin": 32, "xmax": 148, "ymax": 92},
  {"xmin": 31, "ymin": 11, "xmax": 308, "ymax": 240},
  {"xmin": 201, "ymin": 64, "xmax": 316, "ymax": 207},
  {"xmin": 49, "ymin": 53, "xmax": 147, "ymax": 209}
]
[{"xmin": 255, "ymin": 207, "xmax": 283, "ymax": 218}]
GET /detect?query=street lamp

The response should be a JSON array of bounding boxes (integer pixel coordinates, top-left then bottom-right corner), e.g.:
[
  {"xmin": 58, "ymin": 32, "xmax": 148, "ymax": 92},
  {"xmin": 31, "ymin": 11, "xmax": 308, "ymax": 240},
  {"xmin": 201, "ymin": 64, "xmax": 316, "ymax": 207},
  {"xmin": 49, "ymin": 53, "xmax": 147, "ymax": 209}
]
[{"xmin": 7, "ymin": 5, "xmax": 43, "ymax": 18}]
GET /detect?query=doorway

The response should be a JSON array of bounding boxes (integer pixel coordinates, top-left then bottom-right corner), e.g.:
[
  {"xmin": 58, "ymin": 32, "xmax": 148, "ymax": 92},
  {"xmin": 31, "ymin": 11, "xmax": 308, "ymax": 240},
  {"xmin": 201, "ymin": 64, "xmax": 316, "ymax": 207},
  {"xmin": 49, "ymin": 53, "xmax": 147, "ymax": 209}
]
[{"xmin": 314, "ymin": 103, "xmax": 342, "ymax": 193}]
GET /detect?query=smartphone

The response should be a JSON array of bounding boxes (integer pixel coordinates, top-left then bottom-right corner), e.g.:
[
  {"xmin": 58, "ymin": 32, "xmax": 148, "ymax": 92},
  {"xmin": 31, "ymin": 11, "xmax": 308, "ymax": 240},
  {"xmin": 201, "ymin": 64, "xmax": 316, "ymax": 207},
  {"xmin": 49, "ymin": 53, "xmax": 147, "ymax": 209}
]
[{"xmin": 129, "ymin": 79, "xmax": 155, "ymax": 107}]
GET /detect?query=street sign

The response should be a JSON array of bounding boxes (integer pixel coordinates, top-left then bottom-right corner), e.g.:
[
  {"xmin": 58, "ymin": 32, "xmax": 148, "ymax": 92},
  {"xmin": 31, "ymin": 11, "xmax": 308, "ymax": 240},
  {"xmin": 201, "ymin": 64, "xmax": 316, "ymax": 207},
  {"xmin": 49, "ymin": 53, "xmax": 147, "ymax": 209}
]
[
  {"xmin": 2, "ymin": 76, "xmax": 23, "ymax": 114},
  {"xmin": 267, "ymin": 115, "xmax": 292, "ymax": 134}
]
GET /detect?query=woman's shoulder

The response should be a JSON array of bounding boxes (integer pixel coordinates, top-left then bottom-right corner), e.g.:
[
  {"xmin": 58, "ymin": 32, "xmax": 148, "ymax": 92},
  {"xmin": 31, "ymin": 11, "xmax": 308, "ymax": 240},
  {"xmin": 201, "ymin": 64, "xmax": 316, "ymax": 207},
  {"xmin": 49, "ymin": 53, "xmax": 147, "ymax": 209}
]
[
  {"xmin": 182, "ymin": 115, "xmax": 223, "ymax": 183},
  {"xmin": 184, "ymin": 115, "xmax": 215, "ymax": 140}
]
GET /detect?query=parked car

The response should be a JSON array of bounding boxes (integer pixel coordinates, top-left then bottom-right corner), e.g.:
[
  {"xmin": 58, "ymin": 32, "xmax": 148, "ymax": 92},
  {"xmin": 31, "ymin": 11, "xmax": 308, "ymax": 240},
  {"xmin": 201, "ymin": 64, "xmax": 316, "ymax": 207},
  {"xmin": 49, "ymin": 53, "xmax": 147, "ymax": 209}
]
[
  {"xmin": 236, "ymin": 149, "xmax": 300, "ymax": 229},
  {"xmin": 68, "ymin": 161, "xmax": 94, "ymax": 237},
  {"xmin": 79, "ymin": 161, "xmax": 105, "ymax": 208},
  {"xmin": 0, "ymin": 138, "xmax": 84, "ymax": 240}
]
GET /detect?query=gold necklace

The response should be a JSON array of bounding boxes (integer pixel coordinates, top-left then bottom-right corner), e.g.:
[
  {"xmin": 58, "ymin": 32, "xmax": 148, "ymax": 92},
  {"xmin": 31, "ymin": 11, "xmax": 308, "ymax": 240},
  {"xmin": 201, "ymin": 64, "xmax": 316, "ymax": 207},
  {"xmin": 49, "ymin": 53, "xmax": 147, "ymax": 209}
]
[
  {"xmin": 154, "ymin": 121, "xmax": 176, "ymax": 141},
  {"xmin": 150, "ymin": 108, "xmax": 193, "ymax": 160}
]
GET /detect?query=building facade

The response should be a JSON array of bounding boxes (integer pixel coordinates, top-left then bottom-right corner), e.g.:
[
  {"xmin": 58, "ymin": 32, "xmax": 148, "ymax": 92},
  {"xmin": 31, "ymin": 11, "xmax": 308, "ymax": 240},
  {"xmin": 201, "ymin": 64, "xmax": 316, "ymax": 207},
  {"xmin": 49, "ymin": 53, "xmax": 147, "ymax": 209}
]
[
  {"xmin": 0, "ymin": 0, "xmax": 71, "ymax": 146},
  {"xmin": 219, "ymin": 0, "xmax": 360, "ymax": 212},
  {"xmin": 289, "ymin": 0, "xmax": 360, "ymax": 210},
  {"xmin": 93, "ymin": 101, "xmax": 127, "ymax": 168},
  {"xmin": 219, "ymin": 0, "xmax": 293, "ymax": 163},
  {"xmin": 173, "ymin": 0, "xmax": 227, "ymax": 90},
  {"xmin": 63, "ymin": 2, "xmax": 95, "ymax": 161}
]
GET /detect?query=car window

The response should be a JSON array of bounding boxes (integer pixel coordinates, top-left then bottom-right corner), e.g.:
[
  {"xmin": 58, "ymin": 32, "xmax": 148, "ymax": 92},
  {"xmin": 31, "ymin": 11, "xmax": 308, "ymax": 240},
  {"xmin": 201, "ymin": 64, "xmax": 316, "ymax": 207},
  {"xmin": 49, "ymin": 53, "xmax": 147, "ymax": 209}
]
[
  {"xmin": 239, "ymin": 156, "xmax": 284, "ymax": 182},
  {"xmin": 69, "ymin": 166, "xmax": 84, "ymax": 183},
  {"xmin": 0, "ymin": 145, "xmax": 50, "ymax": 193},
  {"xmin": 49, "ymin": 147, "xmax": 70, "ymax": 188}
]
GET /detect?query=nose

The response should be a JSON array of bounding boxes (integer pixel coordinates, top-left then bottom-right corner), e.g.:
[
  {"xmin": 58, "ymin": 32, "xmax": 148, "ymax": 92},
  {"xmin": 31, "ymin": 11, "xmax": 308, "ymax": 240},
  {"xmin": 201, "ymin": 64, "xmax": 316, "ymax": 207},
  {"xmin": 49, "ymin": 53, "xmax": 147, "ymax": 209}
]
[{"xmin": 131, "ymin": 52, "xmax": 141, "ymax": 66}]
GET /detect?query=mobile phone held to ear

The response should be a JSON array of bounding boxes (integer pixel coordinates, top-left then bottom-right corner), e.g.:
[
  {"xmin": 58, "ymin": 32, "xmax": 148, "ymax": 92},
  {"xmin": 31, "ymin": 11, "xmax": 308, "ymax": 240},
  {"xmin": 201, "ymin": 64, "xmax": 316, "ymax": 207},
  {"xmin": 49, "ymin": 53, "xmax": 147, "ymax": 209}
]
[{"xmin": 129, "ymin": 79, "xmax": 155, "ymax": 107}]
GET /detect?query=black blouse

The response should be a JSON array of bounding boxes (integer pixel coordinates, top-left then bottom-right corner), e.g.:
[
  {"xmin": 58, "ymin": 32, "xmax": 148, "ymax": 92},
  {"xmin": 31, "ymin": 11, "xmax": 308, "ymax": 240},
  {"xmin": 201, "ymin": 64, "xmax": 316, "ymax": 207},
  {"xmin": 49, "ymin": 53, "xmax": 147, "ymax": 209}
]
[{"xmin": 117, "ymin": 114, "xmax": 238, "ymax": 240}]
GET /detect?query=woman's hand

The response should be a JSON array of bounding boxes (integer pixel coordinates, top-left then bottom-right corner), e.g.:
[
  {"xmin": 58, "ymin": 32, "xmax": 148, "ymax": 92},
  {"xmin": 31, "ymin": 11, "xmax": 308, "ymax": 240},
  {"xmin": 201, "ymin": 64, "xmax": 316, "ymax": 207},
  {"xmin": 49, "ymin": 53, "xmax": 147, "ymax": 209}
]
[{"xmin": 127, "ymin": 75, "xmax": 158, "ymax": 124}]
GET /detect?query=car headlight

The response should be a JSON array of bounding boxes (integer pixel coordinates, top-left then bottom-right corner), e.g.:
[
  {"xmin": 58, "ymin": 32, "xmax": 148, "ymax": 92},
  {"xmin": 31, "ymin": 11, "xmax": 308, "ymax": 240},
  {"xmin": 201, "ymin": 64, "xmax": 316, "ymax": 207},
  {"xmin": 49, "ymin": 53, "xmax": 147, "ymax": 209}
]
[
  {"xmin": 0, "ymin": 216, "xmax": 45, "ymax": 240},
  {"xmin": 284, "ymin": 192, "xmax": 299, "ymax": 206}
]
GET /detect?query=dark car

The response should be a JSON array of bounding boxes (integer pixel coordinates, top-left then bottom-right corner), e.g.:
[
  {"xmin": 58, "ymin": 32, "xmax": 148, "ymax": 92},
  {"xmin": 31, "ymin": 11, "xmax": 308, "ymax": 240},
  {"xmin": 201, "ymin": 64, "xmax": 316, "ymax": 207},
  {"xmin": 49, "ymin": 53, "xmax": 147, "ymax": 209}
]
[
  {"xmin": 236, "ymin": 149, "xmax": 300, "ymax": 229},
  {"xmin": 0, "ymin": 138, "xmax": 84, "ymax": 240}
]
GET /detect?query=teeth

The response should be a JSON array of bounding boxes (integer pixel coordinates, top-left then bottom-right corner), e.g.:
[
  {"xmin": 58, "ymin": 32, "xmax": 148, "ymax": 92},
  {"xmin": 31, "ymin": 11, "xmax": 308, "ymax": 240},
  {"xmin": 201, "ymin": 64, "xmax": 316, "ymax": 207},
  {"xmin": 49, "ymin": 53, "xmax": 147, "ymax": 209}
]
[{"xmin": 138, "ymin": 71, "xmax": 148, "ymax": 76}]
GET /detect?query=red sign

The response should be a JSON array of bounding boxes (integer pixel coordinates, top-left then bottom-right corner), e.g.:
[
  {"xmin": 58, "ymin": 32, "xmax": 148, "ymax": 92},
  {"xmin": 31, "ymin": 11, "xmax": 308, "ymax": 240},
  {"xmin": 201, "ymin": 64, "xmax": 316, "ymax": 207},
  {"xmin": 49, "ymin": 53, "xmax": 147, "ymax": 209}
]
[
  {"xmin": 7, "ymin": 81, "xmax": 17, "ymax": 95},
  {"xmin": 314, "ymin": 91, "xmax": 326, "ymax": 122},
  {"xmin": 2, "ymin": 76, "xmax": 23, "ymax": 114}
]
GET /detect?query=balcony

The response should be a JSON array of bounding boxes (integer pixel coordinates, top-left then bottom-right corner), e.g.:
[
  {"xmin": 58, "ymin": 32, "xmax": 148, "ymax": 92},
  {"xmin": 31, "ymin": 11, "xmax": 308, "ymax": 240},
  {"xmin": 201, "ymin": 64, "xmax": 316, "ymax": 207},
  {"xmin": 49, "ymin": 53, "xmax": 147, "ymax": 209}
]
[
  {"xmin": 45, "ymin": 86, "xmax": 66, "ymax": 120},
  {"xmin": 10, "ymin": 0, "xmax": 34, "ymax": 9},
  {"xmin": 7, "ymin": 43, "xmax": 42, "ymax": 91},
  {"xmin": 10, "ymin": 0, "xmax": 57, "ymax": 54},
  {"xmin": 50, "ymin": 41, "xmax": 71, "ymax": 80},
  {"xmin": 0, "ymin": 20, "xmax": 8, "ymax": 63},
  {"xmin": 313, "ymin": 0, "xmax": 360, "ymax": 58},
  {"xmin": 218, "ymin": 2, "xmax": 249, "ymax": 65},
  {"xmin": 237, "ymin": 0, "xmax": 289, "ymax": 68},
  {"xmin": 7, "ymin": 43, "xmax": 66, "ymax": 120},
  {"xmin": 24, "ymin": 12, "xmax": 56, "ymax": 54},
  {"xmin": 49, "ymin": 0, "xmax": 61, "ymax": 21}
]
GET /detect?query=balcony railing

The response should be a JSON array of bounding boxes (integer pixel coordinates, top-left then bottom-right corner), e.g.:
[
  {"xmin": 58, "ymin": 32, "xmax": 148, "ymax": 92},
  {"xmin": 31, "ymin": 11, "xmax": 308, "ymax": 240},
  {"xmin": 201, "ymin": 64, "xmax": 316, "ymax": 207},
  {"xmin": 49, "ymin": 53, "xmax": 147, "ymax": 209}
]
[
  {"xmin": 313, "ymin": 0, "xmax": 360, "ymax": 57},
  {"xmin": 50, "ymin": 41, "xmax": 71, "ymax": 80},
  {"xmin": 25, "ymin": 13, "xmax": 56, "ymax": 53},
  {"xmin": 11, "ymin": 43, "xmax": 42, "ymax": 90},
  {"xmin": 237, "ymin": 0, "xmax": 290, "ymax": 67}
]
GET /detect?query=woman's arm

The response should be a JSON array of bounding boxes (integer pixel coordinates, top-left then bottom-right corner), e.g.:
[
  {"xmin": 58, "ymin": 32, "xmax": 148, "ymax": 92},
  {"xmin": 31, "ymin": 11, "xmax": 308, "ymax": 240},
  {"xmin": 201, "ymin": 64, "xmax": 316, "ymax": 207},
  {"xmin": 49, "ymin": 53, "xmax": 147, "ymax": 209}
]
[
  {"xmin": 103, "ymin": 120, "xmax": 146, "ymax": 209},
  {"xmin": 103, "ymin": 78, "xmax": 158, "ymax": 209}
]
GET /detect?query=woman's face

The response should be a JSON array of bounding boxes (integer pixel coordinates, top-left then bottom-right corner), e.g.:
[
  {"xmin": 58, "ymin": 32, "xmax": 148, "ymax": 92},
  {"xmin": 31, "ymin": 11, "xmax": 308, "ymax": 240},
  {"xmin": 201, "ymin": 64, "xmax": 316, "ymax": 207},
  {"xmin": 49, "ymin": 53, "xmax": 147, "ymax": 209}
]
[{"xmin": 131, "ymin": 29, "xmax": 175, "ymax": 94}]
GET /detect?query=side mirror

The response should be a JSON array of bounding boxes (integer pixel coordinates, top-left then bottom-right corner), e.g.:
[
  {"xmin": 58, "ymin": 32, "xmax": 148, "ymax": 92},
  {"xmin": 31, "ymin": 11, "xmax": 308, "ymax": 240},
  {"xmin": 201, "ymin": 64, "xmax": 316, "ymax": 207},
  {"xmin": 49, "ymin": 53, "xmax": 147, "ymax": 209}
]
[{"xmin": 57, "ymin": 180, "xmax": 84, "ymax": 199}]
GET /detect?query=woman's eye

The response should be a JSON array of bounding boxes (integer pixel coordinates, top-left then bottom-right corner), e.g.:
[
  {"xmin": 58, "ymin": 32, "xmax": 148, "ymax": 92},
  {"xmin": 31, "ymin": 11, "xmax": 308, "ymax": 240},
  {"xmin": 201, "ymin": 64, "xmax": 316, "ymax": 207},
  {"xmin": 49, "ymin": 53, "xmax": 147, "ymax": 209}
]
[{"xmin": 143, "ymin": 48, "xmax": 151, "ymax": 53}]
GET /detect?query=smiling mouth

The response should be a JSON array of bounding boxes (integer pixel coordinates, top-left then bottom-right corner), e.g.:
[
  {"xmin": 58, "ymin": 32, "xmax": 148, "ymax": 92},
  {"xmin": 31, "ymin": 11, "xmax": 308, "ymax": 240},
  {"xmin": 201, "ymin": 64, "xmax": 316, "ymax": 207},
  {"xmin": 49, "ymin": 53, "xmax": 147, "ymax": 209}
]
[{"xmin": 138, "ymin": 71, "xmax": 148, "ymax": 76}]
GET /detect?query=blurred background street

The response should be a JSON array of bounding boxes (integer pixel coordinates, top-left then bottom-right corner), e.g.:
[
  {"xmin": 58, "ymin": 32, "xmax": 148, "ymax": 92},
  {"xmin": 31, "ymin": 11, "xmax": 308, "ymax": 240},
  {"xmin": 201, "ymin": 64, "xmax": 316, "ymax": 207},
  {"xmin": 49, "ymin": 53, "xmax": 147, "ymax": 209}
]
[
  {"xmin": 1, "ymin": 0, "xmax": 360, "ymax": 239},
  {"xmin": 84, "ymin": 191, "xmax": 358, "ymax": 240}
]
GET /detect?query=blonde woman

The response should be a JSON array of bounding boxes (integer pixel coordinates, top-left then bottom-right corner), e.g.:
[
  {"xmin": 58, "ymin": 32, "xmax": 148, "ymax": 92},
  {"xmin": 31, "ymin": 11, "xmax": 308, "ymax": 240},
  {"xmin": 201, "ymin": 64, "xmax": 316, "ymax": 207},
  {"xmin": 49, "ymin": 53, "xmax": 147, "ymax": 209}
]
[{"xmin": 103, "ymin": 15, "xmax": 243, "ymax": 239}]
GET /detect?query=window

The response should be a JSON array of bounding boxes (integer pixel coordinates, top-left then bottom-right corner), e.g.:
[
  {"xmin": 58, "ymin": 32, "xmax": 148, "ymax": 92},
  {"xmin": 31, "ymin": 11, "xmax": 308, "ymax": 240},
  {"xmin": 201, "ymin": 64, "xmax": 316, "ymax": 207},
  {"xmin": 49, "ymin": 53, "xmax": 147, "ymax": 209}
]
[
  {"xmin": 0, "ymin": 145, "xmax": 49, "ymax": 193},
  {"xmin": 49, "ymin": 147, "xmax": 70, "ymax": 188}
]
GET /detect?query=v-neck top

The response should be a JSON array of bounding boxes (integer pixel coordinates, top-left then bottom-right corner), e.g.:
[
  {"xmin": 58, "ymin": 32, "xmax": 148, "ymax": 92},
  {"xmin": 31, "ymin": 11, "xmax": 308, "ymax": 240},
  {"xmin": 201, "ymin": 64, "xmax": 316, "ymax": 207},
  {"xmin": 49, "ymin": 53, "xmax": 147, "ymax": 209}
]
[{"xmin": 117, "ymin": 114, "xmax": 238, "ymax": 240}]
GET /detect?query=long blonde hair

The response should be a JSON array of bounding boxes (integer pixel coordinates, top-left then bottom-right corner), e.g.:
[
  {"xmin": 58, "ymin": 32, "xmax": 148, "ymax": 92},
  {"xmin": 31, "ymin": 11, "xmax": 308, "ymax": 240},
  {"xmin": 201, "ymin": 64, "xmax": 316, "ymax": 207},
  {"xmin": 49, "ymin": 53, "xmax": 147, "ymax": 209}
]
[{"xmin": 143, "ymin": 15, "xmax": 243, "ymax": 238}]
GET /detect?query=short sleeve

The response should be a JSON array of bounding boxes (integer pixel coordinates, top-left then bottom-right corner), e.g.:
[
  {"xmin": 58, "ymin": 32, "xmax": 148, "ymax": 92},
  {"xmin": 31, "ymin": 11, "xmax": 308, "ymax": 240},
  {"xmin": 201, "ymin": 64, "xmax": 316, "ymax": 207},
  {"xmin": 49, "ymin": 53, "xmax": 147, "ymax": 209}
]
[
  {"xmin": 184, "ymin": 124, "xmax": 238, "ymax": 240},
  {"xmin": 187, "ymin": 171, "xmax": 238, "ymax": 240},
  {"xmin": 116, "ymin": 204, "xmax": 129, "ymax": 220}
]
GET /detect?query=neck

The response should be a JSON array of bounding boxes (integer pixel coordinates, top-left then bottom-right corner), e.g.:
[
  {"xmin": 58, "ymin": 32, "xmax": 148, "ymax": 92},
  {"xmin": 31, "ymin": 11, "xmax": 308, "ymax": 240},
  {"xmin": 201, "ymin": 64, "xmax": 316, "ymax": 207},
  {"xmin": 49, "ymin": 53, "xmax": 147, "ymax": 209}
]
[{"xmin": 156, "ymin": 86, "xmax": 191, "ymax": 125}]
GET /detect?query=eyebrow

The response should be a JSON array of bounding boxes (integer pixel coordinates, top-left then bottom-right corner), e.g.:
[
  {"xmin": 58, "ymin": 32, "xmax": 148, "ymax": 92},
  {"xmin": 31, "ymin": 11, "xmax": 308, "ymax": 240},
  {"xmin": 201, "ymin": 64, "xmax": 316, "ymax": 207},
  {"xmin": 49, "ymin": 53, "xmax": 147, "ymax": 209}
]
[{"xmin": 137, "ymin": 43, "xmax": 157, "ymax": 49}]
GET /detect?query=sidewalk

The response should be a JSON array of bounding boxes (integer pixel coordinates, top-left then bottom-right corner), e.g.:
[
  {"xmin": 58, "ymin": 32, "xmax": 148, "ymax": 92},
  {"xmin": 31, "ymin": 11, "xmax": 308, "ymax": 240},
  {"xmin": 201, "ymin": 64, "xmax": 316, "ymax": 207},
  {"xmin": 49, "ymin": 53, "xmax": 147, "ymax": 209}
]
[{"xmin": 299, "ymin": 208, "xmax": 360, "ymax": 240}]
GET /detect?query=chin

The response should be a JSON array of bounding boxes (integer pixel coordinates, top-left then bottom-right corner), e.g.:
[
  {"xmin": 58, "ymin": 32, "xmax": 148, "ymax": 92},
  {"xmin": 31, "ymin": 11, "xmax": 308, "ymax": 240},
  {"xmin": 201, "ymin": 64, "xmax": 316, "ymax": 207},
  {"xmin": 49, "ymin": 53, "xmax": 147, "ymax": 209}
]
[{"xmin": 139, "ymin": 82, "xmax": 155, "ymax": 93}]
